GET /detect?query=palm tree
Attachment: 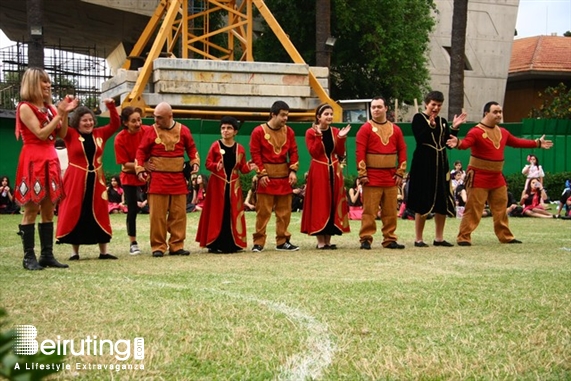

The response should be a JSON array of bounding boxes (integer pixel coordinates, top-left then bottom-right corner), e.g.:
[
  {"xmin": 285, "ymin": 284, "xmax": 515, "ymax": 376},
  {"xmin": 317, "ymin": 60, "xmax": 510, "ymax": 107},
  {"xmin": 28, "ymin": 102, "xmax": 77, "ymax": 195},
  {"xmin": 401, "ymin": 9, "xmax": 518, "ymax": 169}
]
[
  {"xmin": 448, "ymin": 0, "xmax": 468, "ymax": 120},
  {"xmin": 315, "ymin": 0, "xmax": 331, "ymax": 67}
]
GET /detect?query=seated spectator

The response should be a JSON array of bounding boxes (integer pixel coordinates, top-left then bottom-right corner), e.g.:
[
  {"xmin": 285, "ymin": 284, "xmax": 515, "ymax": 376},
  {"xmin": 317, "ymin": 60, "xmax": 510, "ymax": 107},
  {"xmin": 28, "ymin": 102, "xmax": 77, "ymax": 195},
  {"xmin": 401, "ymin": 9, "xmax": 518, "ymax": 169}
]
[
  {"xmin": 521, "ymin": 177, "xmax": 552, "ymax": 218},
  {"xmin": 506, "ymin": 190, "xmax": 523, "ymax": 217},
  {"xmin": 555, "ymin": 179, "xmax": 571, "ymax": 218},
  {"xmin": 292, "ymin": 172, "xmax": 307, "ymax": 212},
  {"xmin": 136, "ymin": 186, "xmax": 149, "ymax": 214},
  {"xmin": 347, "ymin": 178, "xmax": 363, "ymax": 220},
  {"xmin": 0, "ymin": 176, "xmax": 20, "ymax": 214},
  {"xmin": 450, "ymin": 160, "xmax": 465, "ymax": 182},
  {"xmin": 244, "ymin": 175, "xmax": 258, "ymax": 211},
  {"xmin": 107, "ymin": 176, "xmax": 127, "ymax": 214},
  {"xmin": 451, "ymin": 170, "xmax": 463, "ymax": 193},
  {"xmin": 192, "ymin": 174, "xmax": 208, "ymax": 212},
  {"xmin": 398, "ymin": 174, "xmax": 415, "ymax": 220}
]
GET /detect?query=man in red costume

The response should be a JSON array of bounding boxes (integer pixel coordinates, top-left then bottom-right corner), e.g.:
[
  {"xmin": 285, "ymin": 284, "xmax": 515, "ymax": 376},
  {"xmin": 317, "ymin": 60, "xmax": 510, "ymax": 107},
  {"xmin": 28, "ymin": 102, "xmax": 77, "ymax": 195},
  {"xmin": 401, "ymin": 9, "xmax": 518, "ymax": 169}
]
[
  {"xmin": 447, "ymin": 101, "xmax": 553, "ymax": 245},
  {"xmin": 356, "ymin": 96, "xmax": 407, "ymax": 250},
  {"xmin": 135, "ymin": 102, "xmax": 199, "ymax": 257},
  {"xmin": 250, "ymin": 101, "xmax": 300, "ymax": 252}
]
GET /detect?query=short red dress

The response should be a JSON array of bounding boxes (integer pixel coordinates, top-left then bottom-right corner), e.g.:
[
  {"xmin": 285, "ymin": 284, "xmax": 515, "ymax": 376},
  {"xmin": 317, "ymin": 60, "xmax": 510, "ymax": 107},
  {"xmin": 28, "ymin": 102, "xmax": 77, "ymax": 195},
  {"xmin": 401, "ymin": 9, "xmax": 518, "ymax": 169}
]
[{"xmin": 14, "ymin": 101, "xmax": 64, "ymax": 205}]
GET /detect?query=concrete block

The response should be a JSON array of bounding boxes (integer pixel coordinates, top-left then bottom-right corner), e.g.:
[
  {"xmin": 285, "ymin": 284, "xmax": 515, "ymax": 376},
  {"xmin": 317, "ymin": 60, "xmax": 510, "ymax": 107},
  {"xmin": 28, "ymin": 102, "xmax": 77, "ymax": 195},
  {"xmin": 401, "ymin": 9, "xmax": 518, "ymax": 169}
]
[
  {"xmin": 154, "ymin": 81, "xmax": 311, "ymax": 97},
  {"xmin": 153, "ymin": 58, "xmax": 309, "ymax": 75}
]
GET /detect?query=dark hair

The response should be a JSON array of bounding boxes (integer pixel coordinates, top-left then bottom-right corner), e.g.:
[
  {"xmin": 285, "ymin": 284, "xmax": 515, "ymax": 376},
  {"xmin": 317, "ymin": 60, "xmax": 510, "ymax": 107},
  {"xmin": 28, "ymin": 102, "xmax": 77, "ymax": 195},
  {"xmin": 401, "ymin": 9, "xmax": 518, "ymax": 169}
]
[
  {"xmin": 109, "ymin": 176, "xmax": 121, "ymax": 187},
  {"xmin": 371, "ymin": 96, "xmax": 388, "ymax": 108},
  {"xmin": 483, "ymin": 101, "xmax": 500, "ymax": 116},
  {"xmin": 120, "ymin": 106, "xmax": 142, "ymax": 127},
  {"xmin": 220, "ymin": 116, "xmax": 239, "ymax": 130},
  {"xmin": 0, "ymin": 176, "xmax": 10, "ymax": 186},
  {"xmin": 424, "ymin": 90, "xmax": 444, "ymax": 104},
  {"xmin": 315, "ymin": 103, "xmax": 333, "ymax": 124},
  {"xmin": 70, "ymin": 106, "xmax": 96, "ymax": 129},
  {"xmin": 270, "ymin": 100, "xmax": 290, "ymax": 117},
  {"xmin": 528, "ymin": 154, "xmax": 540, "ymax": 166}
]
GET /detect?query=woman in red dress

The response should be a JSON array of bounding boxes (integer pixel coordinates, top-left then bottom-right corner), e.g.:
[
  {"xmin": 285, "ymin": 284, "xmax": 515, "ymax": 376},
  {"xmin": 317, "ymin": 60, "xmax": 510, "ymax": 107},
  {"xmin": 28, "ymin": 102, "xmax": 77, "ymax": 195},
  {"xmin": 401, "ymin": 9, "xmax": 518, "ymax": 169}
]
[
  {"xmin": 301, "ymin": 103, "xmax": 351, "ymax": 249},
  {"xmin": 56, "ymin": 99, "xmax": 121, "ymax": 260},
  {"xmin": 15, "ymin": 67, "xmax": 78, "ymax": 270},
  {"xmin": 196, "ymin": 116, "xmax": 256, "ymax": 253}
]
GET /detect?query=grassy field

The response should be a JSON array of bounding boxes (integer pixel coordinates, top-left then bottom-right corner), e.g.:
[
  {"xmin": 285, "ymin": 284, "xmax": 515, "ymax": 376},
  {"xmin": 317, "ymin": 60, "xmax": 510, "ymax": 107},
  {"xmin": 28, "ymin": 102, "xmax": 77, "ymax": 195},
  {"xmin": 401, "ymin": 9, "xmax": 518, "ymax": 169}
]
[{"xmin": 1, "ymin": 211, "xmax": 570, "ymax": 380}]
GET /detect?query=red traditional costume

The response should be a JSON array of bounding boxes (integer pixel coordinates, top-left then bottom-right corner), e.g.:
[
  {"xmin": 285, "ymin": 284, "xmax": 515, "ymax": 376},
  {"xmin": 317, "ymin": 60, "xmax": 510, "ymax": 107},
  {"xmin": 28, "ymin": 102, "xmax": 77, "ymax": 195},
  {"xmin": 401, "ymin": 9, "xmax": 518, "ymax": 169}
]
[
  {"xmin": 455, "ymin": 123, "xmax": 539, "ymax": 244},
  {"xmin": 301, "ymin": 126, "xmax": 350, "ymax": 235},
  {"xmin": 196, "ymin": 141, "xmax": 251, "ymax": 252},
  {"xmin": 15, "ymin": 102, "xmax": 64, "ymax": 205},
  {"xmin": 56, "ymin": 103, "xmax": 121, "ymax": 244},
  {"xmin": 356, "ymin": 120, "xmax": 407, "ymax": 247},
  {"xmin": 249, "ymin": 123, "xmax": 299, "ymax": 247},
  {"xmin": 135, "ymin": 122, "xmax": 199, "ymax": 254}
]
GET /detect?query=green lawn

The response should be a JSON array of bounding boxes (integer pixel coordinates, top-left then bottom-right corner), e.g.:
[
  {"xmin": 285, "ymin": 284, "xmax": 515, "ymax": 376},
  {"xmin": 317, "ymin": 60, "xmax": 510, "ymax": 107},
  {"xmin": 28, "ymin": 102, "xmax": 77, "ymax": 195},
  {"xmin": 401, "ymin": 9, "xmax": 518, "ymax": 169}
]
[{"xmin": 1, "ymin": 212, "xmax": 570, "ymax": 380}]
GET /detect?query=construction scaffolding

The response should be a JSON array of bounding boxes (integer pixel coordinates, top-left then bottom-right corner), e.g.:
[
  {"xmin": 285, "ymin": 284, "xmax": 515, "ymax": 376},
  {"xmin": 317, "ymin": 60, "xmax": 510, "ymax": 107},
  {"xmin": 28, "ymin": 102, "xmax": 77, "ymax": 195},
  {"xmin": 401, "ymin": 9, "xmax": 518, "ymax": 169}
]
[{"xmin": 0, "ymin": 41, "xmax": 111, "ymax": 112}]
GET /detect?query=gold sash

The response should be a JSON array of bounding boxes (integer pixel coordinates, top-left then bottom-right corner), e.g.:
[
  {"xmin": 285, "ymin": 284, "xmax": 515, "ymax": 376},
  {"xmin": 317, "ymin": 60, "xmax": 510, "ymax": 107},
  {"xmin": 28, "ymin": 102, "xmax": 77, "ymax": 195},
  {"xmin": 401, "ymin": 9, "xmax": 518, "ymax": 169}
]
[
  {"xmin": 468, "ymin": 156, "xmax": 504, "ymax": 172},
  {"xmin": 150, "ymin": 156, "xmax": 185, "ymax": 172}
]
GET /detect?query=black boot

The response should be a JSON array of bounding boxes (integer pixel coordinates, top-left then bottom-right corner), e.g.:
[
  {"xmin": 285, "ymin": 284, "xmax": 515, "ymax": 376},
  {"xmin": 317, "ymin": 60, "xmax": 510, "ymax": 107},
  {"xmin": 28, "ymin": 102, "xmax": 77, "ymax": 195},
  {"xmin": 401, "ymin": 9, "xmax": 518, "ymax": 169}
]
[
  {"xmin": 38, "ymin": 222, "xmax": 69, "ymax": 268},
  {"xmin": 18, "ymin": 224, "xmax": 43, "ymax": 271}
]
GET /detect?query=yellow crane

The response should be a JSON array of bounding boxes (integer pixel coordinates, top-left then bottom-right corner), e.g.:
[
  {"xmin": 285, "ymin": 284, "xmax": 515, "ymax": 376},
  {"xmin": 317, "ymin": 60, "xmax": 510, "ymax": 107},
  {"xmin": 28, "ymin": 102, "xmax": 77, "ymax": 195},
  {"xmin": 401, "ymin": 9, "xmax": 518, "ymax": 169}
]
[{"xmin": 121, "ymin": 0, "xmax": 342, "ymax": 121}]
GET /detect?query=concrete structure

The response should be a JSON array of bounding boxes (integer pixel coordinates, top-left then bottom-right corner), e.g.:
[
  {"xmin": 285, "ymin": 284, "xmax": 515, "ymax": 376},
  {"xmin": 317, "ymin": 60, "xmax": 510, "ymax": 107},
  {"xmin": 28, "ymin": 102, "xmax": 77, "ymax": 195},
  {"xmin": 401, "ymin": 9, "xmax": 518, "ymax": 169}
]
[
  {"xmin": 101, "ymin": 58, "xmax": 328, "ymax": 117},
  {"xmin": 426, "ymin": 0, "xmax": 520, "ymax": 121},
  {"xmin": 505, "ymin": 35, "xmax": 571, "ymax": 122},
  {"xmin": 1, "ymin": 0, "xmax": 520, "ymax": 121}
]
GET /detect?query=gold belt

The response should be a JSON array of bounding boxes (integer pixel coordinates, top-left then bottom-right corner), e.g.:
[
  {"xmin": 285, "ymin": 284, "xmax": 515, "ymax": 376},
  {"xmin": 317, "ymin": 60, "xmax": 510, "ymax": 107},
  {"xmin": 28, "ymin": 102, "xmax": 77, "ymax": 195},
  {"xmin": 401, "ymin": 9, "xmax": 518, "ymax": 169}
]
[
  {"xmin": 150, "ymin": 156, "xmax": 185, "ymax": 172},
  {"xmin": 263, "ymin": 162, "xmax": 289, "ymax": 178},
  {"xmin": 468, "ymin": 156, "xmax": 504, "ymax": 172},
  {"xmin": 365, "ymin": 153, "xmax": 396, "ymax": 169}
]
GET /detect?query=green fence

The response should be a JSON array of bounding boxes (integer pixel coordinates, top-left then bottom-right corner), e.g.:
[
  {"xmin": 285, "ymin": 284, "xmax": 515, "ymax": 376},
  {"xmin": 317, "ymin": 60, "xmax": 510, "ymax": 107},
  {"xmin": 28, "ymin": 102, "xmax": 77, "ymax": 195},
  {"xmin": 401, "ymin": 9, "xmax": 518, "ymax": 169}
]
[{"xmin": 1, "ymin": 116, "xmax": 570, "ymax": 185}]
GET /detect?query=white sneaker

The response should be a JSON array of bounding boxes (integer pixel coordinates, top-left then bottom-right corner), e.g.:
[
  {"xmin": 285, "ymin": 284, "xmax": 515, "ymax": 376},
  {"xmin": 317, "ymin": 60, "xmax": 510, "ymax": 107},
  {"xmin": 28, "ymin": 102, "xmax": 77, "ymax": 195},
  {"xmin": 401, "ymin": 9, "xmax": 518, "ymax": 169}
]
[{"xmin": 129, "ymin": 243, "xmax": 141, "ymax": 255}]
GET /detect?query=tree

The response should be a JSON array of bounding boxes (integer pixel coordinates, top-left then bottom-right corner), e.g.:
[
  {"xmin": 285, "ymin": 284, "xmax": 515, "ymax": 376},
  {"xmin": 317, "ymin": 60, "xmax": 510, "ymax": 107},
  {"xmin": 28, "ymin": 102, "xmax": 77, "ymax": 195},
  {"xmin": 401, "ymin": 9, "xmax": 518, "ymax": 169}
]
[
  {"xmin": 315, "ymin": 0, "xmax": 331, "ymax": 68},
  {"xmin": 253, "ymin": 0, "xmax": 436, "ymax": 103},
  {"xmin": 448, "ymin": 0, "xmax": 468, "ymax": 120},
  {"xmin": 529, "ymin": 83, "xmax": 571, "ymax": 119}
]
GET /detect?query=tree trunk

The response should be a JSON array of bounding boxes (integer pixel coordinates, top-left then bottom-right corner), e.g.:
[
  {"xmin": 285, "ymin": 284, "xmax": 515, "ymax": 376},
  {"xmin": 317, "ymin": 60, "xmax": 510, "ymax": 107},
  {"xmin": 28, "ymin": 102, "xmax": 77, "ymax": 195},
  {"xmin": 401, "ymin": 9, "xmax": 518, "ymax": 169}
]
[
  {"xmin": 315, "ymin": 0, "xmax": 331, "ymax": 67},
  {"xmin": 27, "ymin": 0, "xmax": 44, "ymax": 68},
  {"xmin": 448, "ymin": 0, "xmax": 468, "ymax": 120}
]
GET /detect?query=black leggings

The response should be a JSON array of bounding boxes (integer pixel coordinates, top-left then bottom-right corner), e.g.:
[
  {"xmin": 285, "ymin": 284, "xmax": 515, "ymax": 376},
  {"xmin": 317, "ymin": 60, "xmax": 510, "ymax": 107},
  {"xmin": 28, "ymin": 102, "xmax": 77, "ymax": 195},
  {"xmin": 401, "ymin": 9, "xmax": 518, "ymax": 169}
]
[{"xmin": 123, "ymin": 185, "xmax": 139, "ymax": 237}]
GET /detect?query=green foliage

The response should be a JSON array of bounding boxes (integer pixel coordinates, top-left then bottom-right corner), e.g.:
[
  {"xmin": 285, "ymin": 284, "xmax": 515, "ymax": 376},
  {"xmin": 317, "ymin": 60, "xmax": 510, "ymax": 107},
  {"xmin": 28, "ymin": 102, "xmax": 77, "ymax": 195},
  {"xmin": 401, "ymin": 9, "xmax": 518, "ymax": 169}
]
[
  {"xmin": 253, "ymin": 0, "xmax": 436, "ymax": 102},
  {"xmin": 0, "ymin": 308, "xmax": 66, "ymax": 380},
  {"xmin": 529, "ymin": 83, "xmax": 571, "ymax": 119}
]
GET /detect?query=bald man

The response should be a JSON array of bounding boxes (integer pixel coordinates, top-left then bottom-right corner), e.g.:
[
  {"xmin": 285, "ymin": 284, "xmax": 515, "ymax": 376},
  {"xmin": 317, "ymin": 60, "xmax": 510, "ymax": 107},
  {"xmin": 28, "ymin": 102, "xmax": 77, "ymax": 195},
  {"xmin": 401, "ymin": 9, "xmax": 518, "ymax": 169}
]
[{"xmin": 135, "ymin": 102, "xmax": 199, "ymax": 257}]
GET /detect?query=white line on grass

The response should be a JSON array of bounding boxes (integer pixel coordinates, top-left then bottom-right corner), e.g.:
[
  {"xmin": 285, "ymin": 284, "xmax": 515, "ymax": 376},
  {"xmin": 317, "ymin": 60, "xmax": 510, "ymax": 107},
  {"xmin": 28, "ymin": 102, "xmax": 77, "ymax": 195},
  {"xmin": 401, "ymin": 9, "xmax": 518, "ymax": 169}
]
[
  {"xmin": 213, "ymin": 289, "xmax": 335, "ymax": 381},
  {"xmin": 147, "ymin": 281, "xmax": 335, "ymax": 380}
]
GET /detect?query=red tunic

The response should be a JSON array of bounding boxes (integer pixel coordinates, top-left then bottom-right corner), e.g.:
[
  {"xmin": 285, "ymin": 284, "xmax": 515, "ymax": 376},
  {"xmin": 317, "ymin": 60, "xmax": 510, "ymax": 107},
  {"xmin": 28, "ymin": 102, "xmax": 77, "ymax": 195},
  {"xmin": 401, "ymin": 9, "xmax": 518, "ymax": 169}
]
[
  {"xmin": 355, "ymin": 121, "xmax": 407, "ymax": 187},
  {"xmin": 457, "ymin": 124, "xmax": 537, "ymax": 189},
  {"xmin": 249, "ymin": 123, "xmax": 299, "ymax": 195},
  {"xmin": 196, "ymin": 141, "xmax": 251, "ymax": 248},
  {"xmin": 301, "ymin": 127, "xmax": 350, "ymax": 235},
  {"xmin": 14, "ymin": 102, "xmax": 64, "ymax": 205},
  {"xmin": 135, "ymin": 123, "xmax": 199, "ymax": 195},
  {"xmin": 114, "ymin": 125, "xmax": 151, "ymax": 186},
  {"xmin": 56, "ymin": 104, "xmax": 120, "ymax": 239}
]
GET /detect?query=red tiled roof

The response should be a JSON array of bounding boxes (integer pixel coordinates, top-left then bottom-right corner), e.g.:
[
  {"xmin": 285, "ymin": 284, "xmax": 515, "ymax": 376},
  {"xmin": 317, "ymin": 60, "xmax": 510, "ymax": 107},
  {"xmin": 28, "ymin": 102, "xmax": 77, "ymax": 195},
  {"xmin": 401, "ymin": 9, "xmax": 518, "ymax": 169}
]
[{"xmin": 510, "ymin": 36, "xmax": 571, "ymax": 74}]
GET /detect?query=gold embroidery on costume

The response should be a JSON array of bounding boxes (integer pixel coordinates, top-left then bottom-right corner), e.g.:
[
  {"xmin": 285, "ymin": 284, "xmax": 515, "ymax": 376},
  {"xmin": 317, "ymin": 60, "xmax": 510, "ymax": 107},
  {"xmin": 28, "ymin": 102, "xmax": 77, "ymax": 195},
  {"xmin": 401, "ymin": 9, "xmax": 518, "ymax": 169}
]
[
  {"xmin": 420, "ymin": 113, "xmax": 437, "ymax": 129},
  {"xmin": 369, "ymin": 120, "xmax": 393, "ymax": 145},
  {"xmin": 262, "ymin": 124, "xmax": 287, "ymax": 155},
  {"xmin": 153, "ymin": 123, "xmax": 181, "ymax": 151},
  {"xmin": 476, "ymin": 124, "xmax": 501, "ymax": 149},
  {"xmin": 95, "ymin": 137, "xmax": 103, "ymax": 148}
]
